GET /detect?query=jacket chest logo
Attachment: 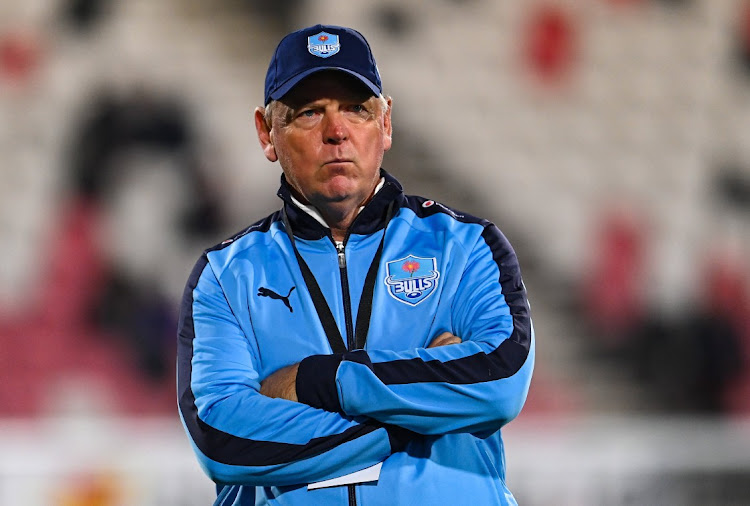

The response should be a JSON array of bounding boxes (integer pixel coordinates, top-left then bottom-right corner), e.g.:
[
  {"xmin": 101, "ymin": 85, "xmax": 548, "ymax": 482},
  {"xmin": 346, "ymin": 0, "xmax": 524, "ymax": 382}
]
[
  {"xmin": 257, "ymin": 286, "xmax": 296, "ymax": 312},
  {"xmin": 384, "ymin": 255, "xmax": 440, "ymax": 306}
]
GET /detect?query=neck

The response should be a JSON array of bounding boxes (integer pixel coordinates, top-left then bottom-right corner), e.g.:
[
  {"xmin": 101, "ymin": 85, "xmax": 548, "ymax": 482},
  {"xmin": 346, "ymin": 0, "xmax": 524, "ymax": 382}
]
[
  {"xmin": 289, "ymin": 178, "xmax": 384, "ymax": 242},
  {"xmin": 319, "ymin": 187, "xmax": 380, "ymax": 241},
  {"xmin": 320, "ymin": 210, "xmax": 357, "ymax": 242},
  {"xmin": 288, "ymin": 190, "xmax": 360, "ymax": 241}
]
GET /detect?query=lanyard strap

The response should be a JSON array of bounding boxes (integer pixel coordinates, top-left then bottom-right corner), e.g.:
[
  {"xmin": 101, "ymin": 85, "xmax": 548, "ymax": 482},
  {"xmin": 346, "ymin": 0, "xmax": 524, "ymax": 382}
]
[{"xmin": 281, "ymin": 202, "xmax": 393, "ymax": 354}]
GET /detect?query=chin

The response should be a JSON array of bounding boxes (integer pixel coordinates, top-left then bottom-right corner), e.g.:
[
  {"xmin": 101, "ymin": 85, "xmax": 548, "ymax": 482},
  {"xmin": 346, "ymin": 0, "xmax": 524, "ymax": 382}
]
[
  {"xmin": 323, "ymin": 179, "xmax": 357, "ymax": 198},
  {"xmin": 321, "ymin": 192, "xmax": 352, "ymax": 205}
]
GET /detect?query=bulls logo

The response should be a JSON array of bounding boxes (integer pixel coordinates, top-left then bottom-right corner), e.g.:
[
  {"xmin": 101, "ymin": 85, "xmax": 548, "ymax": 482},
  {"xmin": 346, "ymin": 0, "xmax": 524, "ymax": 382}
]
[
  {"xmin": 384, "ymin": 255, "xmax": 440, "ymax": 306},
  {"xmin": 307, "ymin": 32, "xmax": 340, "ymax": 58}
]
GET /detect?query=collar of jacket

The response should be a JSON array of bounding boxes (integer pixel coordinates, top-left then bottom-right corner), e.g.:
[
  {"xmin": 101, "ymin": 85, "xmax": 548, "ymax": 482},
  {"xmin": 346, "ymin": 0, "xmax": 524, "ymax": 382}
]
[{"xmin": 276, "ymin": 169, "xmax": 403, "ymax": 240}]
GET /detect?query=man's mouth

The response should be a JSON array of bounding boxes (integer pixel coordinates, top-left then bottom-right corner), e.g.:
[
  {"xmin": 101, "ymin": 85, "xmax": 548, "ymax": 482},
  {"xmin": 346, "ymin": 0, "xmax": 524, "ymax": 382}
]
[{"xmin": 324, "ymin": 158, "xmax": 353, "ymax": 165}]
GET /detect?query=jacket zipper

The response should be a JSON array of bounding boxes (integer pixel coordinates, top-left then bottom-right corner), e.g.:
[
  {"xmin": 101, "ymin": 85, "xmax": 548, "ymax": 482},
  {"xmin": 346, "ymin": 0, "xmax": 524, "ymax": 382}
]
[
  {"xmin": 335, "ymin": 239, "xmax": 358, "ymax": 506},
  {"xmin": 335, "ymin": 240, "xmax": 356, "ymax": 351}
]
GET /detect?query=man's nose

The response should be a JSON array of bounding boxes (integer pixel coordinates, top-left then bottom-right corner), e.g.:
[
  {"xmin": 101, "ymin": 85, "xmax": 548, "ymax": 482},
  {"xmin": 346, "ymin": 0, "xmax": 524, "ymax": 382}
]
[{"xmin": 322, "ymin": 112, "xmax": 348, "ymax": 144}]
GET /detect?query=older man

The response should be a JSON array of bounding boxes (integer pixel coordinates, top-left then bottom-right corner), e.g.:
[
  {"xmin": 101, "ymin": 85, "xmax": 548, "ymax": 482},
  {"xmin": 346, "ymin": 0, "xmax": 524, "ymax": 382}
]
[{"xmin": 177, "ymin": 24, "xmax": 534, "ymax": 506}]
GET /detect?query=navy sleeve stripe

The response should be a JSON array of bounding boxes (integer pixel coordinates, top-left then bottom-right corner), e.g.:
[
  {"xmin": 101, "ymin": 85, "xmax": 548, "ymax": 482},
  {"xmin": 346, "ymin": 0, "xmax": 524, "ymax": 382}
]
[
  {"xmin": 372, "ymin": 339, "xmax": 529, "ymax": 385},
  {"xmin": 177, "ymin": 255, "xmax": 380, "ymax": 467},
  {"xmin": 371, "ymin": 224, "xmax": 531, "ymax": 386}
]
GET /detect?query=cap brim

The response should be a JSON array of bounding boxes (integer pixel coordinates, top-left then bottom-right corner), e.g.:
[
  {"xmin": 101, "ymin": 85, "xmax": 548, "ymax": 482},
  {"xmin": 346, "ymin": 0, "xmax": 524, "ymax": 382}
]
[{"xmin": 267, "ymin": 67, "xmax": 381, "ymax": 103}]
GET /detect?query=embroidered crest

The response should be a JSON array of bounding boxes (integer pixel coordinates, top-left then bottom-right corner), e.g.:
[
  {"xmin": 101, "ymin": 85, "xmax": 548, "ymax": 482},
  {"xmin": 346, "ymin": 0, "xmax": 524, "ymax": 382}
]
[
  {"xmin": 307, "ymin": 32, "xmax": 341, "ymax": 58},
  {"xmin": 384, "ymin": 255, "xmax": 440, "ymax": 306}
]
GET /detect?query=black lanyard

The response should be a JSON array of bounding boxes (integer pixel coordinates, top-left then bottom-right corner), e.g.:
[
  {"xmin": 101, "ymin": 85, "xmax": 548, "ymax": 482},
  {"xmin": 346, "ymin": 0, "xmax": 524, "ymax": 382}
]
[{"xmin": 281, "ymin": 202, "xmax": 394, "ymax": 353}]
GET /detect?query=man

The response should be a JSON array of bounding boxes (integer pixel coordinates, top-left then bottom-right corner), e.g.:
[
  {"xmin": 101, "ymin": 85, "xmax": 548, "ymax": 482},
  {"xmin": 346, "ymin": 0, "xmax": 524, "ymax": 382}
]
[{"xmin": 177, "ymin": 24, "xmax": 534, "ymax": 505}]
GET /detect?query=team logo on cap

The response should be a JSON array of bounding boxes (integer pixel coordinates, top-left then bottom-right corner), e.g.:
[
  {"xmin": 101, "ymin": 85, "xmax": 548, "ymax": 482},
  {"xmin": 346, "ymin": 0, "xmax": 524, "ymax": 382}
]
[
  {"xmin": 308, "ymin": 32, "xmax": 340, "ymax": 58},
  {"xmin": 384, "ymin": 255, "xmax": 440, "ymax": 306}
]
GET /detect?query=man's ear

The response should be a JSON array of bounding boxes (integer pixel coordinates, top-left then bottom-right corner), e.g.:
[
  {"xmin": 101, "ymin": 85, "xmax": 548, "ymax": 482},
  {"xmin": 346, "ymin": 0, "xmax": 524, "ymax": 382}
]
[
  {"xmin": 254, "ymin": 107, "xmax": 277, "ymax": 162},
  {"xmin": 383, "ymin": 97, "xmax": 393, "ymax": 152}
]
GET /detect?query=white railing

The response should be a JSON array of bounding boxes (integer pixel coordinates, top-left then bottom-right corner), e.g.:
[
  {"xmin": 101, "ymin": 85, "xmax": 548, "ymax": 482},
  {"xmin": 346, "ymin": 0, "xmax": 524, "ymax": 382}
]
[
  {"xmin": 2, "ymin": 415, "xmax": 749, "ymax": 505},
  {"xmin": 0, "ymin": 417, "xmax": 214, "ymax": 506},
  {"xmin": 504, "ymin": 415, "xmax": 750, "ymax": 506}
]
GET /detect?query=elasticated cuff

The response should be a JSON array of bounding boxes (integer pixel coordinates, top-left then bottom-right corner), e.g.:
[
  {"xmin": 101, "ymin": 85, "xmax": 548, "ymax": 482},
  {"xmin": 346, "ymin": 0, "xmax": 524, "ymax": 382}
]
[{"xmin": 296, "ymin": 354, "xmax": 344, "ymax": 413}]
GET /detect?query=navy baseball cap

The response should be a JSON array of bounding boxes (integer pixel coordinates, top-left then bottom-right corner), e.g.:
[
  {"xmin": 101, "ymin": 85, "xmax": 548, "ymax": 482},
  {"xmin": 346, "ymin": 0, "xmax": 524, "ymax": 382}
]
[{"xmin": 264, "ymin": 24, "xmax": 382, "ymax": 105}]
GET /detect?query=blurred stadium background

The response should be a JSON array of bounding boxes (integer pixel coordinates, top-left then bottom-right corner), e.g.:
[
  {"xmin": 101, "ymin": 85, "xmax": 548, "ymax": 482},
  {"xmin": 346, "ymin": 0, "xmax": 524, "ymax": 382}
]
[{"xmin": 1, "ymin": 0, "xmax": 750, "ymax": 504}]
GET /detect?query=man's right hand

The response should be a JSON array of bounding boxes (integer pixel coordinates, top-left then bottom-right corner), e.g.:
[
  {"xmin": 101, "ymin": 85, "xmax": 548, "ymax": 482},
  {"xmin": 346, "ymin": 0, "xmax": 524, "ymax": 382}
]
[{"xmin": 427, "ymin": 332, "xmax": 462, "ymax": 348}]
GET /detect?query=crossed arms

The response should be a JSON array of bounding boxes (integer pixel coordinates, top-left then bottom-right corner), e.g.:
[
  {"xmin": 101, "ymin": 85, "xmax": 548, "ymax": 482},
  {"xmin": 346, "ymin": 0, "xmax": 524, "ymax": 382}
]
[
  {"xmin": 178, "ymin": 225, "xmax": 534, "ymax": 486},
  {"xmin": 259, "ymin": 332, "xmax": 462, "ymax": 402}
]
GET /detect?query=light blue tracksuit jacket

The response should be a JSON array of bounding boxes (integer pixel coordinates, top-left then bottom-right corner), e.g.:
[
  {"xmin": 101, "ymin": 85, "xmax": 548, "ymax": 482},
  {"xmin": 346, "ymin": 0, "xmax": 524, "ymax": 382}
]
[{"xmin": 177, "ymin": 170, "xmax": 535, "ymax": 505}]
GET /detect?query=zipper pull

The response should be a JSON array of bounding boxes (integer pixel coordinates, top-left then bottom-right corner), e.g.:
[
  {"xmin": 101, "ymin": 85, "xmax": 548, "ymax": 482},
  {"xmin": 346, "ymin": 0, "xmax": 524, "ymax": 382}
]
[{"xmin": 336, "ymin": 241, "xmax": 346, "ymax": 269}]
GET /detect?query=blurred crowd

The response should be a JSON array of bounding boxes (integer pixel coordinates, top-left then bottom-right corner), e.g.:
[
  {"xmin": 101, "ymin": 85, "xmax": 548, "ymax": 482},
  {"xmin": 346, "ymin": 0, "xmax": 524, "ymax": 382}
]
[
  {"xmin": 0, "ymin": 0, "xmax": 749, "ymax": 424},
  {"xmin": 1, "ymin": 1, "xmax": 749, "ymax": 505},
  {"xmin": 582, "ymin": 203, "xmax": 750, "ymax": 414}
]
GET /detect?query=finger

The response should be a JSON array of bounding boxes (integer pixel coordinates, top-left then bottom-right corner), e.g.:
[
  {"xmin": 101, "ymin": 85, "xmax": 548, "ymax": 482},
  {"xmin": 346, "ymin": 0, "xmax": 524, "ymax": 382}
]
[
  {"xmin": 427, "ymin": 332, "xmax": 462, "ymax": 348},
  {"xmin": 427, "ymin": 332, "xmax": 453, "ymax": 348}
]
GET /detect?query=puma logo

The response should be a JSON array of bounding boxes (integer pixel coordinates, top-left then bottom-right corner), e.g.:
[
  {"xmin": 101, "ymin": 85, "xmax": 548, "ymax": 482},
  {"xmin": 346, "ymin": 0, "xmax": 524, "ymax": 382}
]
[{"xmin": 257, "ymin": 286, "xmax": 296, "ymax": 313}]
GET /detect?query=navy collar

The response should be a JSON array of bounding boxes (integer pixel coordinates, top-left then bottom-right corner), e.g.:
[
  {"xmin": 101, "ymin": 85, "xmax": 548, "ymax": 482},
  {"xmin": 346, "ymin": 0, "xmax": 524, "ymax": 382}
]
[{"xmin": 276, "ymin": 169, "xmax": 404, "ymax": 240}]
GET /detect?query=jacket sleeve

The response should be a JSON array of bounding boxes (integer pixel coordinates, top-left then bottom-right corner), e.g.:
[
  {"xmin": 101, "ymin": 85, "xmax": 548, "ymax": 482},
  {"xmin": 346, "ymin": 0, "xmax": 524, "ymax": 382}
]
[
  {"xmin": 177, "ymin": 255, "xmax": 409, "ymax": 487},
  {"xmin": 296, "ymin": 224, "xmax": 535, "ymax": 437}
]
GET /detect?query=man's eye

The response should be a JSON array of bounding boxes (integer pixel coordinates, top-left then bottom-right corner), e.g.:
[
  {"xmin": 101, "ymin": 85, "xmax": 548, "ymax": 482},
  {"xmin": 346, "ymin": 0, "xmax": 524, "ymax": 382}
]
[
  {"xmin": 300, "ymin": 110, "xmax": 316, "ymax": 117},
  {"xmin": 351, "ymin": 104, "xmax": 366, "ymax": 113}
]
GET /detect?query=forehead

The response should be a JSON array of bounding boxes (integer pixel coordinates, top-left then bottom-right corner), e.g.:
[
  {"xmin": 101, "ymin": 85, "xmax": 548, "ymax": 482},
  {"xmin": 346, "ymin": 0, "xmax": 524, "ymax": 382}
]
[{"xmin": 280, "ymin": 70, "xmax": 375, "ymax": 107}]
